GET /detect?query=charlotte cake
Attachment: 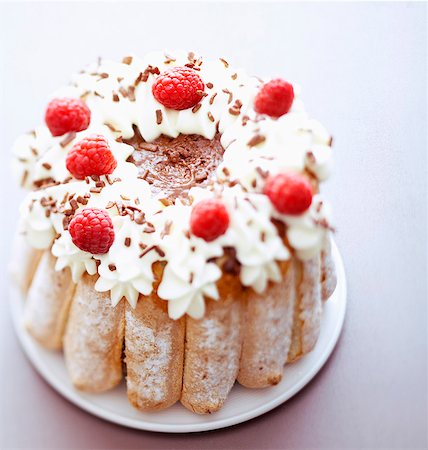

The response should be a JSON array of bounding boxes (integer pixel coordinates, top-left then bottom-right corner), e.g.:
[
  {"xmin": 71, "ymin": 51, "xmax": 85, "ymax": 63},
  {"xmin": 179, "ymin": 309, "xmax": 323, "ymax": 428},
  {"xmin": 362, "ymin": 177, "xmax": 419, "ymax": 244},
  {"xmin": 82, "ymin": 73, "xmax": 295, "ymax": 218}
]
[{"xmin": 11, "ymin": 51, "xmax": 337, "ymax": 414}]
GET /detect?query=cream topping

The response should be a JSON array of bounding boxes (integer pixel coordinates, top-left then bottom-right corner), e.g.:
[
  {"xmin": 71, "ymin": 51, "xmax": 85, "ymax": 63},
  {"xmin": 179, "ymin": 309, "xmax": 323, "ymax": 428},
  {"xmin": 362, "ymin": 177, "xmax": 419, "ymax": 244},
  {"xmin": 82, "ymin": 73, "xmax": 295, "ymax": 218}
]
[{"xmin": 14, "ymin": 51, "xmax": 334, "ymax": 319}]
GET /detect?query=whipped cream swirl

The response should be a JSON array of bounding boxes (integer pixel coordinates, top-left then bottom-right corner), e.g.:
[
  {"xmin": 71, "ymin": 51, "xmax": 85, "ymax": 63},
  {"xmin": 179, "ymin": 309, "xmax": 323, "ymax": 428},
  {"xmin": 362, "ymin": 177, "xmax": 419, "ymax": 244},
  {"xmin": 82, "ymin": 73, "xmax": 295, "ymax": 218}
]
[{"xmin": 14, "ymin": 51, "xmax": 334, "ymax": 318}]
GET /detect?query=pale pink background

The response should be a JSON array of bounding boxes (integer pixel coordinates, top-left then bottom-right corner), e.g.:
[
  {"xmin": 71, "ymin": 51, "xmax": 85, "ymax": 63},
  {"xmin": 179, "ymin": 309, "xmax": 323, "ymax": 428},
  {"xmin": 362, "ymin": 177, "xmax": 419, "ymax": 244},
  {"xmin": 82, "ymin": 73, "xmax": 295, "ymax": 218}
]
[{"xmin": 0, "ymin": 2, "xmax": 426, "ymax": 449}]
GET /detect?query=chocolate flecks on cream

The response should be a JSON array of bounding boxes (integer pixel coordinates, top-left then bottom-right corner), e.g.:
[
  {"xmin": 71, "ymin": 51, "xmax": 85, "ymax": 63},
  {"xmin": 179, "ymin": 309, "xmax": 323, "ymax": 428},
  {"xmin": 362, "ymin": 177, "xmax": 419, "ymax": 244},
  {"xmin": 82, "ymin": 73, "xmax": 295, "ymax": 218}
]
[{"xmin": 126, "ymin": 126, "xmax": 224, "ymax": 200}]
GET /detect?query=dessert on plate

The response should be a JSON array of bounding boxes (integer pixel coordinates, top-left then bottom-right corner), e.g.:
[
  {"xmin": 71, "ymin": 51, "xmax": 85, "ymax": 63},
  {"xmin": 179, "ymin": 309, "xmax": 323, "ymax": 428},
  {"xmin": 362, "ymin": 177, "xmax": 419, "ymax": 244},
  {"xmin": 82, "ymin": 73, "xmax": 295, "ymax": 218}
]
[{"xmin": 10, "ymin": 51, "xmax": 337, "ymax": 414}]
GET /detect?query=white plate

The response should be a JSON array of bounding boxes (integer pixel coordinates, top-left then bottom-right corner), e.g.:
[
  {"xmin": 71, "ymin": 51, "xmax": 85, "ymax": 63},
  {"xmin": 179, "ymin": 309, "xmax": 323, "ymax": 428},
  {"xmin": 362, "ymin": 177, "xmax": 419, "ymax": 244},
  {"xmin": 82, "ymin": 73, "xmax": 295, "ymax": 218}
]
[{"xmin": 10, "ymin": 240, "xmax": 346, "ymax": 433}]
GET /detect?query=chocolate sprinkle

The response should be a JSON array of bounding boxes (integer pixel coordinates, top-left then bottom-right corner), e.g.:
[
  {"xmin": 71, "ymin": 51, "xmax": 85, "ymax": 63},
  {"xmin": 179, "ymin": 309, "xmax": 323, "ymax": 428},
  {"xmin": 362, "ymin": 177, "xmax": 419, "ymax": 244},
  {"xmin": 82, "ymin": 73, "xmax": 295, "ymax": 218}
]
[
  {"xmin": 247, "ymin": 134, "xmax": 266, "ymax": 147},
  {"xmin": 156, "ymin": 109, "xmax": 163, "ymax": 125},
  {"xmin": 192, "ymin": 103, "xmax": 202, "ymax": 113},
  {"xmin": 60, "ymin": 132, "xmax": 76, "ymax": 148}
]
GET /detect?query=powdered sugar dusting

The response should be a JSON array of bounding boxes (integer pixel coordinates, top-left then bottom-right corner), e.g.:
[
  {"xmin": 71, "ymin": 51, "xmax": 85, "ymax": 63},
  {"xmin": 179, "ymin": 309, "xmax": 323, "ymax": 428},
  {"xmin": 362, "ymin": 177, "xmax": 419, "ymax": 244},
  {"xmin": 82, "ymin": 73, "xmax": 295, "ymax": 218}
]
[{"xmin": 125, "ymin": 307, "xmax": 172, "ymax": 403}]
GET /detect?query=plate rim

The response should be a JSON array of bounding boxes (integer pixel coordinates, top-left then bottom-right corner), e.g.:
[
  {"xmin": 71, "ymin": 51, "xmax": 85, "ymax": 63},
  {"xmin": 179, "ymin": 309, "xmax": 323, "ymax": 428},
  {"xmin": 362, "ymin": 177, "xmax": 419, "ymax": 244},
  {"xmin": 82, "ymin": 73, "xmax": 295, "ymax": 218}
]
[{"xmin": 9, "ymin": 239, "xmax": 347, "ymax": 433}]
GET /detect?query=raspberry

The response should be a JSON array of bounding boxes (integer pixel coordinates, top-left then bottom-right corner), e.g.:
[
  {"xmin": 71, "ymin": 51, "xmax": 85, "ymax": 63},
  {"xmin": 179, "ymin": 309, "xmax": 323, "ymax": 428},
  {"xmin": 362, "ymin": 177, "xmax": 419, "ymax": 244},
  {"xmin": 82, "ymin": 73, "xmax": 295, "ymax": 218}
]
[
  {"xmin": 254, "ymin": 79, "xmax": 294, "ymax": 118},
  {"xmin": 45, "ymin": 98, "xmax": 91, "ymax": 136},
  {"xmin": 66, "ymin": 134, "xmax": 117, "ymax": 180},
  {"xmin": 152, "ymin": 67, "xmax": 205, "ymax": 110},
  {"xmin": 190, "ymin": 199, "xmax": 229, "ymax": 242},
  {"xmin": 264, "ymin": 173, "xmax": 313, "ymax": 215},
  {"xmin": 69, "ymin": 208, "xmax": 115, "ymax": 254}
]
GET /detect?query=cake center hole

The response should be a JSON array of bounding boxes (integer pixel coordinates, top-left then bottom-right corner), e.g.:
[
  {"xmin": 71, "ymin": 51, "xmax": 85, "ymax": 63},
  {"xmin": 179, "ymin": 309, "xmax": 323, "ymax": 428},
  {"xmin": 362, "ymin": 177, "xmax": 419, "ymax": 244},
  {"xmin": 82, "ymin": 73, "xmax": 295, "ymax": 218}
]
[{"xmin": 126, "ymin": 126, "xmax": 224, "ymax": 201}]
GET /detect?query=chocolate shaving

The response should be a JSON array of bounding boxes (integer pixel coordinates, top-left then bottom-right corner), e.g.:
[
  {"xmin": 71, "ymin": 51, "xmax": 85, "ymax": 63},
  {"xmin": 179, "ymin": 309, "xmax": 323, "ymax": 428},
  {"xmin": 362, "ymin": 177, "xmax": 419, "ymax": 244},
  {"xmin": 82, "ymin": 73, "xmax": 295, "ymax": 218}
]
[
  {"xmin": 118, "ymin": 86, "xmax": 128, "ymax": 98},
  {"xmin": 209, "ymin": 93, "xmax": 217, "ymax": 105},
  {"xmin": 192, "ymin": 103, "xmax": 202, "ymax": 113},
  {"xmin": 122, "ymin": 56, "xmax": 133, "ymax": 65},
  {"xmin": 159, "ymin": 198, "xmax": 172, "ymax": 207},
  {"xmin": 141, "ymin": 65, "xmax": 160, "ymax": 82},
  {"xmin": 124, "ymin": 237, "xmax": 131, "ymax": 247},
  {"xmin": 139, "ymin": 245, "xmax": 156, "ymax": 258},
  {"xmin": 219, "ymin": 58, "xmax": 229, "ymax": 68},
  {"xmin": 255, "ymin": 166, "xmax": 269, "ymax": 179},
  {"xmin": 222, "ymin": 89, "xmax": 233, "ymax": 104},
  {"xmin": 247, "ymin": 134, "xmax": 266, "ymax": 147},
  {"xmin": 62, "ymin": 216, "xmax": 71, "ymax": 230},
  {"xmin": 134, "ymin": 212, "xmax": 146, "ymax": 225},
  {"xmin": 156, "ymin": 109, "xmax": 163, "ymax": 125},
  {"xmin": 196, "ymin": 90, "xmax": 208, "ymax": 98},
  {"xmin": 231, "ymin": 73, "xmax": 237, "ymax": 80},
  {"xmin": 108, "ymin": 264, "xmax": 116, "ymax": 271},
  {"xmin": 90, "ymin": 187, "xmax": 102, "ymax": 194},
  {"xmin": 154, "ymin": 246, "xmax": 166, "ymax": 257},
  {"xmin": 105, "ymin": 122, "xmax": 118, "ymax": 132},
  {"xmin": 138, "ymin": 169, "xmax": 149, "ymax": 180},
  {"xmin": 60, "ymin": 132, "xmax": 76, "ymax": 148},
  {"xmin": 139, "ymin": 142, "xmax": 158, "ymax": 152},
  {"xmin": 42, "ymin": 162, "xmax": 52, "ymax": 170},
  {"xmin": 143, "ymin": 223, "xmax": 156, "ymax": 233},
  {"xmin": 134, "ymin": 72, "xmax": 143, "ymax": 86},
  {"xmin": 164, "ymin": 54, "xmax": 176, "ymax": 64},
  {"xmin": 112, "ymin": 93, "xmax": 120, "ymax": 102},
  {"xmin": 206, "ymin": 82, "xmax": 214, "ymax": 89},
  {"xmin": 94, "ymin": 91, "xmax": 104, "ymax": 99},
  {"xmin": 76, "ymin": 196, "xmax": 88, "ymax": 205},
  {"xmin": 128, "ymin": 86, "xmax": 136, "ymax": 101},
  {"xmin": 207, "ymin": 111, "xmax": 215, "ymax": 122}
]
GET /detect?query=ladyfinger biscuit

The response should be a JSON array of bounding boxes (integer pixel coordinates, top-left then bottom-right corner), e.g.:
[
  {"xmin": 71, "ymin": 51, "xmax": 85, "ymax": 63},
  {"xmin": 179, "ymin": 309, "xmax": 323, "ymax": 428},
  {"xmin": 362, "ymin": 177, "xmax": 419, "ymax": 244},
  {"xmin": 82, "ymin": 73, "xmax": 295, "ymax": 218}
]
[
  {"xmin": 321, "ymin": 237, "xmax": 337, "ymax": 301},
  {"xmin": 125, "ymin": 294, "xmax": 185, "ymax": 411},
  {"xmin": 181, "ymin": 274, "xmax": 243, "ymax": 414},
  {"xmin": 237, "ymin": 260, "xmax": 295, "ymax": 388},
  {"xmin": 287, "ymin": 255, "xmax": 322, "ymax": 362},
  {"xmin": 63, "ymin": 273, "xmax": 125, "ymax": 392},
  {"xmin": 9, "ymin": 232, "xmax": 42, "ymax": 294},
  {"xmin": 24, "ymin": 251, "xmax": 75, "ymax": 349}
]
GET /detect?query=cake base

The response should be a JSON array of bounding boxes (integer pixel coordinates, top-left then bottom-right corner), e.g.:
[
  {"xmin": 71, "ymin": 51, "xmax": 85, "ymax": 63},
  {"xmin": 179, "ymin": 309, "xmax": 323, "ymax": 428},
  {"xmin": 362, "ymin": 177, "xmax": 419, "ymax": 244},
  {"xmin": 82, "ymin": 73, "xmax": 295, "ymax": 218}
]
[{"xmin": 9, "ymin": 239, "xmax": 346, "ymax": 433}]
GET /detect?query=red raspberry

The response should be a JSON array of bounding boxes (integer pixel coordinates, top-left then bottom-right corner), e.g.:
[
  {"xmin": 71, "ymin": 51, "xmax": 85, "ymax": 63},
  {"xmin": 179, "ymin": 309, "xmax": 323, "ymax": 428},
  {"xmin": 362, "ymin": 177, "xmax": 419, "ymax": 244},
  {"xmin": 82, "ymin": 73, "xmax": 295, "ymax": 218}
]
[
  {"xmin": 152, "ymin": 67, "xmax": 205, "ymax": 110},
  {"xmin": 190, "ymin": 199, "xmax": 229, "ymax": 242},
  {"xmin": 254, "ymin": 79, "xmax": 294, "ymax": 118},
  {"xmin": 264, "ymin": 173, "xmax": 313, "ymax": 215},
  {"xmin": 69, "ymin": 208, "xmax": 115, "ymax": 254},
  {"xmin": 66, "ymin": 134, "xmax": 117, "ymax": 180},
  {"xmin": 45, "ymin": 98, "xmax": 91, "ymax": 136}
]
